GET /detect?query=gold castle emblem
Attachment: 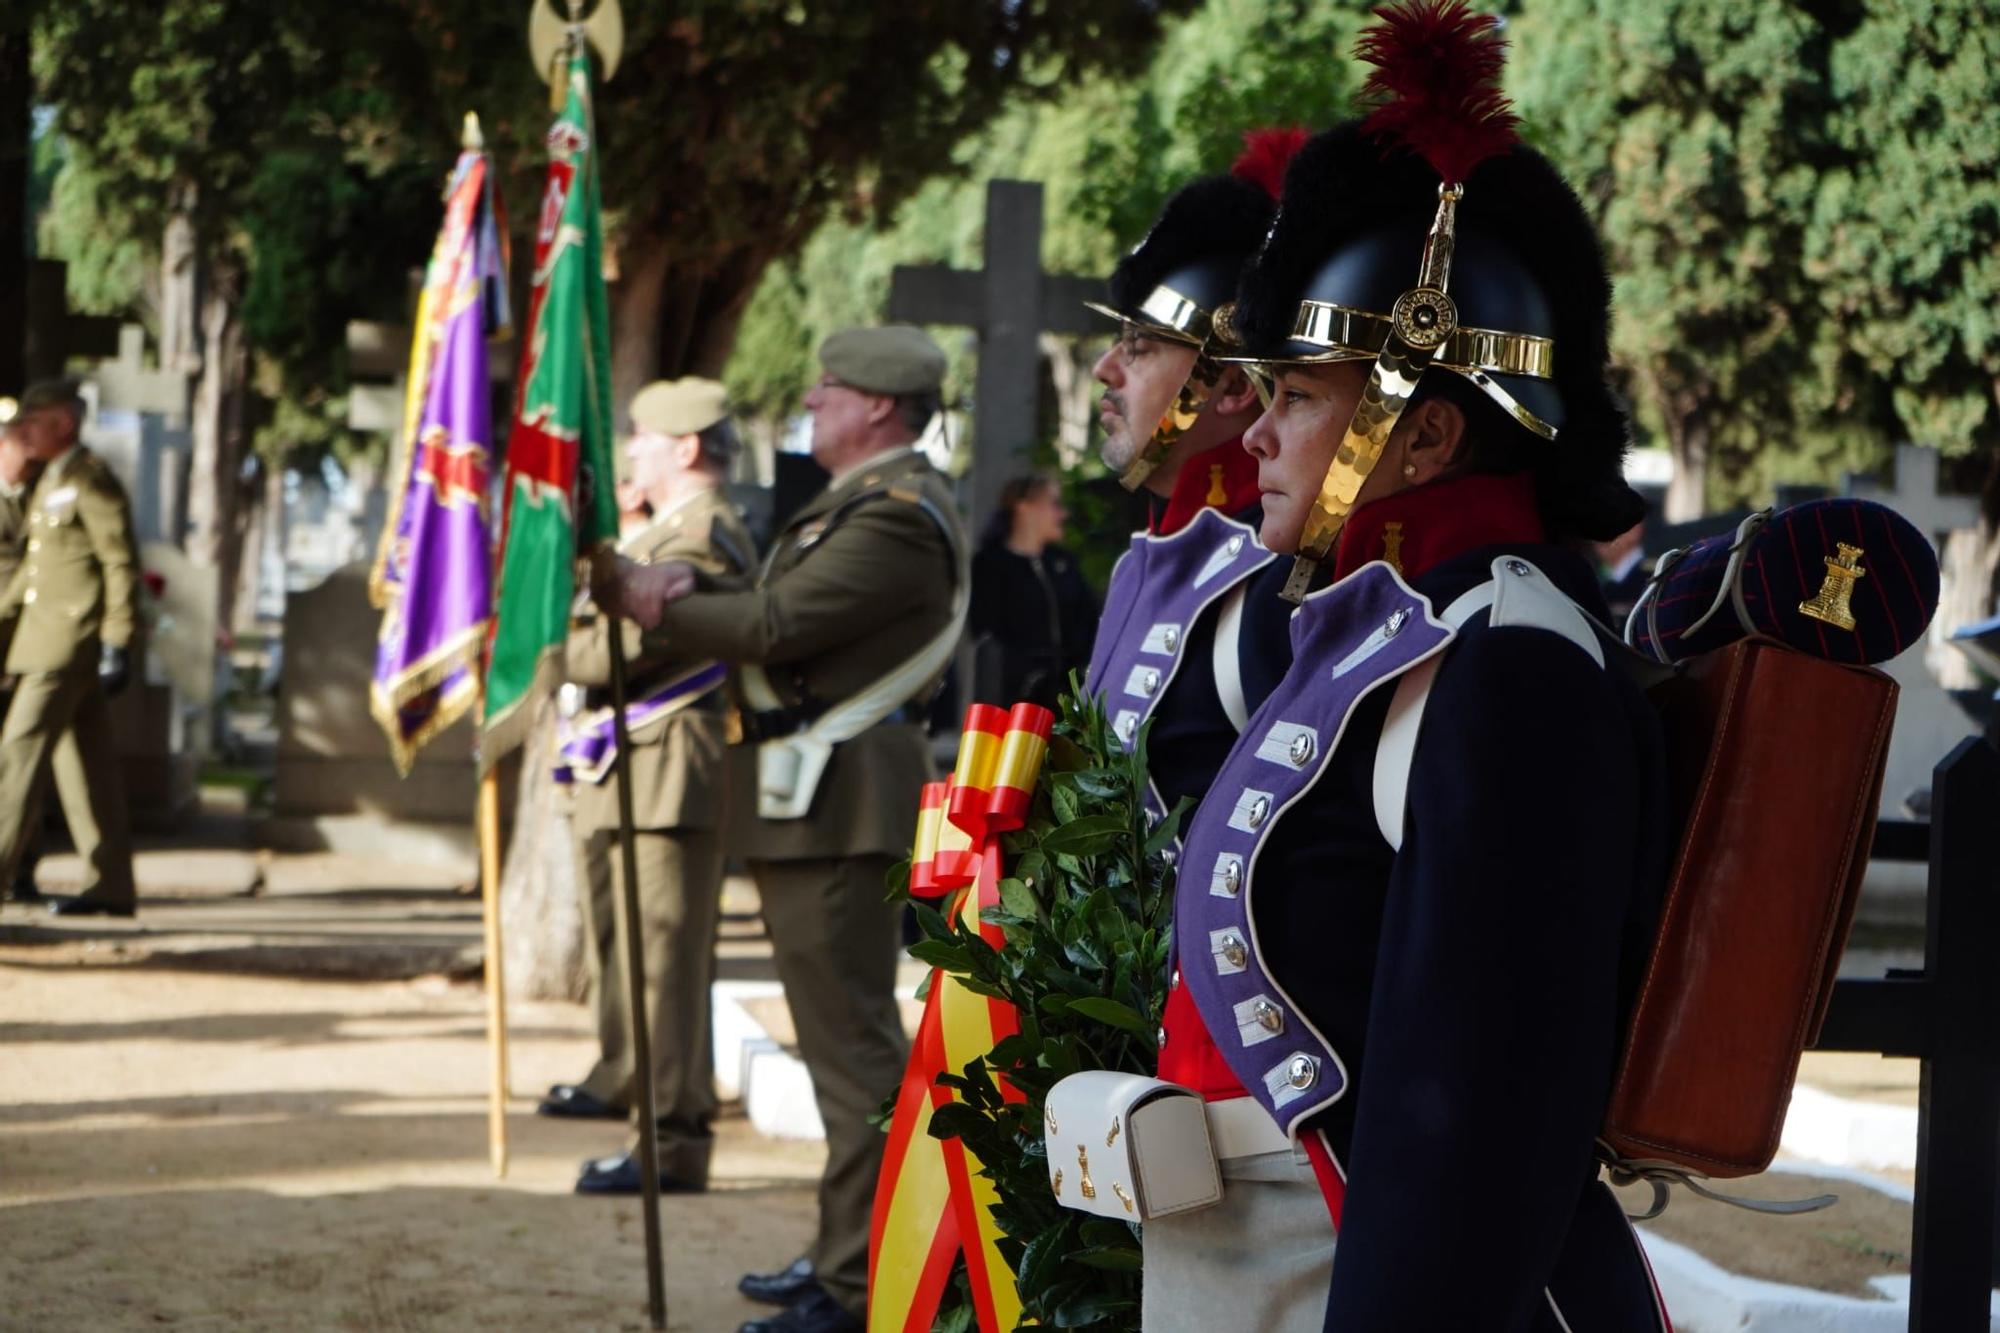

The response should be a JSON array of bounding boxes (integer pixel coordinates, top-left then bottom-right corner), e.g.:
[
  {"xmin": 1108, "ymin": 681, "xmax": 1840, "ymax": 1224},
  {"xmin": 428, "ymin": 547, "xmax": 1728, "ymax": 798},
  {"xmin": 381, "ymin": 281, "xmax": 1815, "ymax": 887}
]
[
  {"xmin": 1799, "ymin": 542, "xmax": 1866, "ymax": 632},
  {"xmin": 1381, "ymin": 521, "xmax": 1405, "ymax": 574}
]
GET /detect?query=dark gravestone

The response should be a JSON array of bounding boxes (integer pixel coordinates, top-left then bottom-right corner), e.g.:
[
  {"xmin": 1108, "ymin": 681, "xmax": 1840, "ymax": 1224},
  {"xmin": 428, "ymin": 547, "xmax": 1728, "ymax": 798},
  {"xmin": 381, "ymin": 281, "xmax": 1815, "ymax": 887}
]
[
  {"xmin": 0, "ymin": 22, "xmax": 26, "ymax": 395},
  {"xmin": 23, "ymin": 260, "xmax": 120, "ymax": 383},
  {"xmin": 889, "ymin": 179, "xmax": 1106, "ymax": 537}
]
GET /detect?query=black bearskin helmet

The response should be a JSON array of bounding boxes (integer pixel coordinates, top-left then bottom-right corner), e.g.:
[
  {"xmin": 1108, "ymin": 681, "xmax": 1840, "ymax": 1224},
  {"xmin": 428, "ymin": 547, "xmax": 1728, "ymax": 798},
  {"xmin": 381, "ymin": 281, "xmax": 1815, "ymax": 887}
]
[
  {"xmin": 1085, "ymin": 130, "xmax": 1307, "ymax": 488},
  {"xmin": 1225, "ymin": 1, "xmax": 1643, "ymax": 550},
  {"xmin": 1088, "ymin": 135, "xmax": 1300, "ymax": 343}
]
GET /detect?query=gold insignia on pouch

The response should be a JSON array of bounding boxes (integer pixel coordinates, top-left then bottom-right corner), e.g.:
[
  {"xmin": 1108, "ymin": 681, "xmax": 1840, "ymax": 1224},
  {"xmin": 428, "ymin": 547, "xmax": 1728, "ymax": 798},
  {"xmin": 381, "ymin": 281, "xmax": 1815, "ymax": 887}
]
[
  {"xmin": 1045, "ymin": 1106, "xmax": 1058, "ymax": 1136},
  {"xmin": 1381, "ymin": 521, "xmax": 1405, "ymax": 574},
  {"xmin": 1112, "ymin": 1183, "xmax": 1135, "ymax": 1214},
  {"xmin": 1799, "ymin": 542, "xmax": 1865, "ymax": 631},
  {"xmin": 1052, "ymin": 1168, "xmax": 1063, "ymax": 1195},
  {"xmin": 1077, "ymin": 1144, "xmax": 1096, "ymax": 1200},
  {"xmin": 1105, "ymin": 1120, "xmax": 1121, "ymax": 1148}
]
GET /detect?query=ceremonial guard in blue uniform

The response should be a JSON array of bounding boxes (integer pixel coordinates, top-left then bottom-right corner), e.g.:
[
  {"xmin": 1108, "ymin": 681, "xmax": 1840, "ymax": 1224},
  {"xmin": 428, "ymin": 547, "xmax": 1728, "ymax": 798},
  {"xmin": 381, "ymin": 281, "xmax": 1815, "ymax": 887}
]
[
  {"xmin": 1081, "ymin": 130, "xmax": 1307, "ymax": 823},
  {"xmin": 1147, "ymin": 6, "xmax": 1674, "ymax": 1328}
]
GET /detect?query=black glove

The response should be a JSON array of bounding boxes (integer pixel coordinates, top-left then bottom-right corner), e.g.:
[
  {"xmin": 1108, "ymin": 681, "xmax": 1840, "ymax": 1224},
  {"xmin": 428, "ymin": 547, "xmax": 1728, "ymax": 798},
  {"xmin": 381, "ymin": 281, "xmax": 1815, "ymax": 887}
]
[{"xmin": 98, "ymin": 643, "xmax": 130, "ymax": 697}]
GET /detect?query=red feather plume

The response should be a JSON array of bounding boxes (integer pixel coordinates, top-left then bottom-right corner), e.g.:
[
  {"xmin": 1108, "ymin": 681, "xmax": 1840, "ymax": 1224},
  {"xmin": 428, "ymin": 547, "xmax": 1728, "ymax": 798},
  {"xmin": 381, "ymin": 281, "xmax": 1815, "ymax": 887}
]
[
  {"xmin": 1356, "ymin": 0, "xmax": 1519, "ymax": 185},
  {"xmin": 1230, "ymin": 127, "xmax": 1310, "ymax": 202}
]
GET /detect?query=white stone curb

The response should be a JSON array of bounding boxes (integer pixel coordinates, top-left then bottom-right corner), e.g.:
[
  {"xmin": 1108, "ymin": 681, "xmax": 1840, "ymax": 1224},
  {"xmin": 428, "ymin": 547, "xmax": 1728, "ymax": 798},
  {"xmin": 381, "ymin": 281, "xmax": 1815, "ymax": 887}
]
[
  {"xmin": 1639, "ymin": 1226, "xmax": 1999, "ymax": 1332},
  {"xmin": 1782, "ymin": 1084, "xmax": 1920, "ymax": 1174},
  {"xmin": 711, "ymin": 980, "xmax": 825, "ymax": 1140}
]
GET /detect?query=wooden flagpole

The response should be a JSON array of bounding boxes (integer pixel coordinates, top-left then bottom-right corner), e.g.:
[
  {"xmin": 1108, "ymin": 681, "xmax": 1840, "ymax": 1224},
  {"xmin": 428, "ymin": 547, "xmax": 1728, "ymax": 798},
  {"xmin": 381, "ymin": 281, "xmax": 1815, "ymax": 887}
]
[
  {"xmin": 478, "ymin": 770, "xmax": 511, "ymax": 1178},
  {"xmin": 604, "ymin": 625, "xmax": 669, "ymax": 1330}
]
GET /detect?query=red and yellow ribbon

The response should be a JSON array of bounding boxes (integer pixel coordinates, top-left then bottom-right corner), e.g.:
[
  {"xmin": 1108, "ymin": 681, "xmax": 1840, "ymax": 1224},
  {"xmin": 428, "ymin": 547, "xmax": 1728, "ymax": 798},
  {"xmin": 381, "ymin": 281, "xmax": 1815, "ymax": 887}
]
[{"xmin": 869, "ymin": 702, "xmax": 1055, "ymax": 1333}]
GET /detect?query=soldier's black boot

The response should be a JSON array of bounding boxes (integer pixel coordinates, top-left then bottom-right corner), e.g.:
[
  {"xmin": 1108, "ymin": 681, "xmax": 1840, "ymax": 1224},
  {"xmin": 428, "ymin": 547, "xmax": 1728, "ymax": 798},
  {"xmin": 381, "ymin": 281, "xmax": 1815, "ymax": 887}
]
[{"xmin": 738, "ymin": 1256, "xmax": 816, "ymax": 1306}]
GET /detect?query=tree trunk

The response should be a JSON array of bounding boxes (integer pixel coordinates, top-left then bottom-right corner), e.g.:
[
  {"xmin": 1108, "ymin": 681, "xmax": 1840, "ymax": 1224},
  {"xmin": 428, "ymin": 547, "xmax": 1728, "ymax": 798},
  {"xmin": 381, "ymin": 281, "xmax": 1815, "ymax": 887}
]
[
  {"xmin": 185, "ymin": 252, "xmax": 250, "ymax": 633},
  {"xmin": 1659, "ymin": 374, "xmax": 1713, "ymax": 522},
  {"xmin": 499, "ymin": 696, "xmax": 586, "ymax": 1002},
  {"xmin": 230, "ymin": 456, "xmax": 272, "ymax": 635},
  {"xmin": 159, "ymin": 187, "xmax": 200, "ymax": 376},
  {"xmin": 609, "ymin": 231, "xmax": 774, "ymax": 417},
  {"xmin": 1041, "ymin": 332, "xmax": 1096, "ymax": 469}
]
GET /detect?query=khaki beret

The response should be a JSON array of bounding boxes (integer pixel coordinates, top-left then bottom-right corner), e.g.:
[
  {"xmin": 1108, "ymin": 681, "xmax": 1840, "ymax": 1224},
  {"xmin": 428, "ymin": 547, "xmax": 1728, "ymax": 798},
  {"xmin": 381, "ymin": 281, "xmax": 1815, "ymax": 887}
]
[
  {"xmin": 20, "ymin": 379, "xmax": 83, "ymax": 414},
  {"xmin": 819, "ymin": 325, "xmax": 946, "ymax": 396},
  {"xmin": 630, "ymin": 377, "xmax": 730, "ymax": 437}
]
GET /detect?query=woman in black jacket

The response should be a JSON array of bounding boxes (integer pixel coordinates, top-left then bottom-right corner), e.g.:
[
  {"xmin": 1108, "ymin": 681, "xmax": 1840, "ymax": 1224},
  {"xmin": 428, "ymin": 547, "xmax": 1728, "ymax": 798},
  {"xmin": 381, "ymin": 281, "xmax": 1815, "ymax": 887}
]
[{"xmin": 968, "ymin": 473, "xmax": 1099, "ymax": 709}]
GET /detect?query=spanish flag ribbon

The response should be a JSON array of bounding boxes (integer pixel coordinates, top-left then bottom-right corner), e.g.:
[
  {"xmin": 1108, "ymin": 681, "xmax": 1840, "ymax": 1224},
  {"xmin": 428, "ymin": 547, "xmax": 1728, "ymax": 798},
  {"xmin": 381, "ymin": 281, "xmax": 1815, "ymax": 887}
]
[{"xmin": 871, "ymin": 702, "xmax": 1055, "ymax": 1333}]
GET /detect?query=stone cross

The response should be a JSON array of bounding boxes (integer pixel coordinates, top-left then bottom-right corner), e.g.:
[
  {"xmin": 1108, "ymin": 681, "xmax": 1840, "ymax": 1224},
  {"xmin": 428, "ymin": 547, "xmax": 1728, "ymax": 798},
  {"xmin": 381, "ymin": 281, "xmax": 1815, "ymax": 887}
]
[
  {"xmin": 888, "ymin": 179, "xmax": 1107, "ymax": 533},
  {"xmin": 346, "ymin": 318, "xmax": 410, "ymax": 435},
  {"xmin": 94, "ymin": 324, "xmax": 191, "ymax": 426},
  {"xmin": 1847, "ymin": 444, "xmax": 1980, "ymax": 547},
  {"xmin": 78, "ymin": 323, "xmax": 195, "ymax": 545}
]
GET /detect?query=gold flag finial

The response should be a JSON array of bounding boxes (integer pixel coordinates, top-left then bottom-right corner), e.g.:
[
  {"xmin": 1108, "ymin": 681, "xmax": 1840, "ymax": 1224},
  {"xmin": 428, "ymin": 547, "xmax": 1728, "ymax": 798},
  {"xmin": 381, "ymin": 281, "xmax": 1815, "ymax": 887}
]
[{"xmin": 1799, "ymin": 542, "xmax": 1866, "ymax": 631}]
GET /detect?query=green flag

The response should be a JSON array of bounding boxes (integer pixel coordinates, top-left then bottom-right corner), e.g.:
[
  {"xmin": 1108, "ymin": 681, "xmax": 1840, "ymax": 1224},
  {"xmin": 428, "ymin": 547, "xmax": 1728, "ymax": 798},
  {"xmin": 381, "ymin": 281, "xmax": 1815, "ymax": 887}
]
[{"xmin": 482, "ymin": 45, "xmax": 619, "ymax": 765}]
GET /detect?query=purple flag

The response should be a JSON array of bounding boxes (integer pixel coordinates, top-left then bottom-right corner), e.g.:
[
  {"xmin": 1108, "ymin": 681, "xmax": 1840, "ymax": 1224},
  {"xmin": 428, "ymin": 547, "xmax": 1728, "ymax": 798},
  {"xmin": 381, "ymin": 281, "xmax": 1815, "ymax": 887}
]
[{"xmin": 370, "ymin": 135, "xmax": 511, "ymax": 774}]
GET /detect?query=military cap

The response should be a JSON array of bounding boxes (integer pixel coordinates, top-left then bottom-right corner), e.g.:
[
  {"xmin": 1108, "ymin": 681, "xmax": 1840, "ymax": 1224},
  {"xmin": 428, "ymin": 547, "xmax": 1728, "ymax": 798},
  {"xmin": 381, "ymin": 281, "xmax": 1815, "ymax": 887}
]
[
  {"xmin": 819, "ymin": 325, "xmax": 945, "ymax": 396},
  {"xmin": 630, "ymin": 377, "xmax": 730, "ymax": 437},
  {"xmin": 20, "ymin": 379, "xmax": 83, "ymax": 414}
]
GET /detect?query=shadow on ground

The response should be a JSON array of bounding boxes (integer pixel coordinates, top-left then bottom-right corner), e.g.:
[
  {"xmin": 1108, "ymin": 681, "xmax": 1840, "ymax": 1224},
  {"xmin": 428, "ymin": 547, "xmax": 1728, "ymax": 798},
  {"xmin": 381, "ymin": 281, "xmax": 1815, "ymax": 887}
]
[{"xmin": 0, "ymin": 1182, "xmax": 812, "ymax": 1332}]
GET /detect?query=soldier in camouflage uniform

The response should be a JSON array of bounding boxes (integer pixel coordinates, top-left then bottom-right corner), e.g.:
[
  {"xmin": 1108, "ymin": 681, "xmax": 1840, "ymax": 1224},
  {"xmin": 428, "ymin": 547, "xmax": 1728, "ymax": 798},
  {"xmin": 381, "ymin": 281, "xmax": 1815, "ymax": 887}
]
[
  {"xmin": 604, "ymin": 328, "xmax": 966, "ymax": 1333},
  {"xmin": 0, "ymin": 380, "xmax": 139, "ymax": 917},
  {"xmin": 541, "ymin": 378, "xmax": 759, "ymax": 1199}
]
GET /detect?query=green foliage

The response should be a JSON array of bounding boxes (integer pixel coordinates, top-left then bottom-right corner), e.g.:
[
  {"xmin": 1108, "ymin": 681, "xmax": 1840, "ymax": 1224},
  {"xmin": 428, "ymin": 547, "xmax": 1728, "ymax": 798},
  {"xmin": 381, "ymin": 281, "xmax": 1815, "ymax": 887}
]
[
  {"xmin": 895, "ymin": 685, "xmax": 1181, "ymax": 1330},
  {"xmin": 34, "ymin": 144, "xmax": 146, "ymax": 315},
  {"xmin": 1512, "ymin": 0, "xmax": 2000, "ymax": 505},
  {"xmin": 1509, "ymin": 0, "xmax": 1836, "ymax": 504},
  {"xmin": 727, "ymin": 0, "xmax": 1378, "ymax": 444},
  {"xmin": 33, "ymin": 0, "xmax": 1204, "ymax": 482},
  {"xmin": 1805, "ymin": 0, "xmax": 2000, "ymax": 463}
]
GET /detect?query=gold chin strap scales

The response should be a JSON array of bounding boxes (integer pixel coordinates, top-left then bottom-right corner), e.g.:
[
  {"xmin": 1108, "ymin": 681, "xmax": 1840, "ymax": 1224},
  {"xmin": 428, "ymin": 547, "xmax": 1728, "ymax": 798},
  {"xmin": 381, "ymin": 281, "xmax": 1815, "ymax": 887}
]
[
  {"xmin": 1122, "ymin": 352, "xmax": 1221, "ymax": 492},
  {"xmin": 1282, "ymin": 184, "xmax": 1464, "ymax": 602}
]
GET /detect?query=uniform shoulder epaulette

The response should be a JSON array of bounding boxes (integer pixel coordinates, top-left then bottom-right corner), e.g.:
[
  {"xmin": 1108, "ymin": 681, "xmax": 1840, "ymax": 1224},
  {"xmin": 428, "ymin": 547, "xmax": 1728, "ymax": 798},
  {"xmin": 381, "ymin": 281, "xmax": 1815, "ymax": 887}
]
[{"xmin": 886, "ymin": 483, "xmax": 923, "ymax": 504}]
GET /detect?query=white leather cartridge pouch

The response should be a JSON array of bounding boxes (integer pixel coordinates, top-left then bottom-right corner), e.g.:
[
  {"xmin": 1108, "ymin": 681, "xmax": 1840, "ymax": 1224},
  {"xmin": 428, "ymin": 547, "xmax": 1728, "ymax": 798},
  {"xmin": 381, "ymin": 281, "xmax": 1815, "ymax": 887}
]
[{"xmin": 1043, "ymin": 1070, "xmax": 1223, "ymax": 1222}]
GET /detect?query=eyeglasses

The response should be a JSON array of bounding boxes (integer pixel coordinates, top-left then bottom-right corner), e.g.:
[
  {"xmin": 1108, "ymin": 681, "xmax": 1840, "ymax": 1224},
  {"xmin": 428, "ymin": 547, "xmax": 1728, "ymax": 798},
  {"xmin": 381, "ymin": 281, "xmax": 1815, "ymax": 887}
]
[{"xmin": 1115, "ymin": 324, "xmax": 1183, "ymax": 364}]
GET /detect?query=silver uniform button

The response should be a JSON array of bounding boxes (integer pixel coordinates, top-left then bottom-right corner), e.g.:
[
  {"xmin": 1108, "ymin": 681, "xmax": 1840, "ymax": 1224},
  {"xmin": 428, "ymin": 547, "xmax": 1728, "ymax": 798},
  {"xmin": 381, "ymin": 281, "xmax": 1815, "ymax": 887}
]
[
  {"xmin": 1163, "ymin": 627, "xmax": 1180, "ymax": 652},
  {"xmin": 1384, "ymin": 607, "xmax": 1409, "ymax": 636},
  {"xmin": 1141, "ymin": 669, "xmax": 1161, "ymax": 696},
  {"xmin": 1254, "ymin": 999, "xmax": 1284, "ymax": 1034},
  {"xmin": 1287, "ymin": 732, "xmax": 1313, "ymax": 766},
  {"xmin": 1218, "ymin": 857, "xmax": 1242, "ymax": 897},
  {"xmin": 1505, "ymin": 558, "xmax": 1532, "ymax": 577},
  {"xmin": 1219, "ymin": 934, "xmax": 1248, "ymax": 970},
  {"xmin": 1287, "ymin": 1055, "xmax": 1317, "ymax": 1090},
  {"xmin": 1225, "ymin": 534, "xmax": 1245, "ymax": 555},
  {"xmin": 1171, "ymin": 967, "xmax": 1181, "ymax": 989},
  {"xmin": 1156, "ymin": 1025, "xmax": 1168, "ymax": 1049},
  {"xmin": 1246, "ymin": 795, "xmax": 1270, "ymax": 829}
]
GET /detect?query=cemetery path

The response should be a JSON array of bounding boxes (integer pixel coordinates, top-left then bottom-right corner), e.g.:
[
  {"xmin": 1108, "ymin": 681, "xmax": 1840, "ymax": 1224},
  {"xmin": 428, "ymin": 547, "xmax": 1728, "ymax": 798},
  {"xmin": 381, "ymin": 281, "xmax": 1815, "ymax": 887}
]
[
  {"xmin": 0, "ymin": 839, "xmax": 1933, "ymax": 1326},
  {"xmin": 0, "ymin": 959, "xmax": 820, "ymax": 1331}
]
